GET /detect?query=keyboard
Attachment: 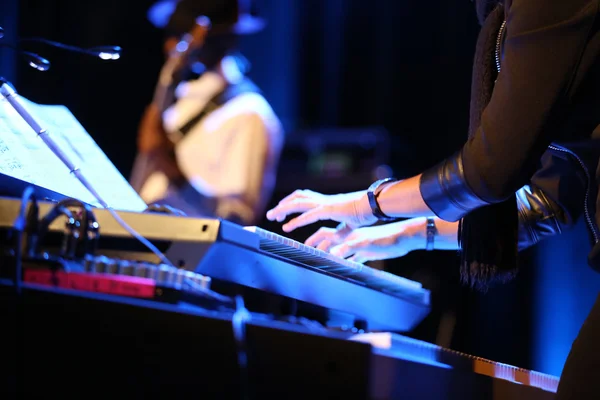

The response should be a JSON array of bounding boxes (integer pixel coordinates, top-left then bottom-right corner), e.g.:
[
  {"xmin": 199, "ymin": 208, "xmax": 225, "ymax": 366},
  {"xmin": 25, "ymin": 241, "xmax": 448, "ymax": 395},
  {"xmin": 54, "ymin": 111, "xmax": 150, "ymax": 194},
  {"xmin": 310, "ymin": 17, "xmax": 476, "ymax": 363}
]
[
  {"xmin": 352, "ymin": 332, "xmax": 560, "ymax": 395},
  {"xmin": 0, "ymin": 196, "xmax": 431, "ymax": 331},
  {"xmin": 244, "ymin": 226, "xmax": 429, "ymax": 305}
]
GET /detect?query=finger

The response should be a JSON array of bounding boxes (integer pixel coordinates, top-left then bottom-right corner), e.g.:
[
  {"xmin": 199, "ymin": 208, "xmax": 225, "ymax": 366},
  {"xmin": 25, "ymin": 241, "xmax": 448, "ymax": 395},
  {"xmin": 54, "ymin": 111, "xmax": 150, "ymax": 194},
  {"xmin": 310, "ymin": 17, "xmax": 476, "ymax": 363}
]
[
  {"xmin": 347, "ymin": 254, "xmax": 366, "ymax": 264},
  {"xmin": 316, "ymin": 227, "xmax": 354, "ymax": 251},
  {"xmin": 317, "ymin": 239, "xmax": 334, "ymax": 252},
  {"xmin": 348, "ymin": 251, "xmax": 380, "ymax": 263},
  {"xmin": 278, "ymin": 189, "xmax": 311, "ymax": 204},
  {"xmin": 305, "ymin": 225, "xmax": 351, "ymax": 248},
  {"xmin": 330, "ymin": 239, "xmax": 368, "ymax": 259},
  {"xmin": 273, "ymin": 189, "xmax": 324, "ymax": 215},
  {"xmin": 265, "ymin": 206, "xmax": 279, "ymax": 221},
  {"xmin": 336, "ymin": 222, "xmax": 354, "ymax": 238},
  {"xmin": 330, "ymin": 242, "xmax": 355, "ymax": 259},
  {"xmin": 266, "ymin": 200, "xmax": 318, "ymax": 222},
  {"xmin": 305, "ymin": 227, "xmax": 336, "ymax": 247},
  {"xmin": 282, "ymin": 207, "xmax": 328, "ymax": 232}
]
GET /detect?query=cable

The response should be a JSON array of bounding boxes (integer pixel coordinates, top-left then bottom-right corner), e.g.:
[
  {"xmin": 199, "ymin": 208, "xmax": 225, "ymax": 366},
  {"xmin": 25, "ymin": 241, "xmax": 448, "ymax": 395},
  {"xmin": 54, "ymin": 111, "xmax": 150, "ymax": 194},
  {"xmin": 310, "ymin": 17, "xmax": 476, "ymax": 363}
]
[
  {"xmin": 232, "ymin": 295, "xmax": 251, "ymax": 400},
  {"xmin": 32, "ymin": 204, "xmax": 74, "ymax": 255},
  {"xmin": 34, "ymin": 200, "xmax": 85, "ymax": 257},
  {"xmin": 0, "ymin": 79, "xmax": 176, "ymax": 269},
  {"xmin": 105, "ymin": 207, "xmax": 176, "ymax": 268},
  {"xmin": 34, "ymin": 199, "xmax": 224, "ymax": 305},
  {"xmin": 54, "ymin": 190, "xmax": 174, "ymax": 267},
  {"xmin": 53, "ymin": 199, "xmax": 98, "ymax": 258},
  {"xmin": 182, "ymin": 278, "xmax": 233, "ymax": 304},
  {"xmin": 13, "ymin": 186, "xmax": 36, "ymax": 295},
  {"xmin": 144, "ymin": 203, "xmax": 187, "ymax": 216},
  {"xmin": 44, "ymin": 197, "xmax": 177, "ymax": 268},
  {"xmin": 12, "ymin": 187, "xmax": 35, "ymax": 400}
]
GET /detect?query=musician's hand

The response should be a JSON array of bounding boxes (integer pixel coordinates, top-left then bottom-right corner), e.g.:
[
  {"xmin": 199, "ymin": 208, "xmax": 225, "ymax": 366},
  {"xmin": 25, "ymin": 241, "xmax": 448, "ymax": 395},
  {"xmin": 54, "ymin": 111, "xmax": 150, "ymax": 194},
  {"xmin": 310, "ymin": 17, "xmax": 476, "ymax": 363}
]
[
  {"xmin": 266, "ymin": 189, "xmax": 376, "ymax": 233},
  {"xmin": 304, "ymin": 222, "xmax": 355, "ymax": 252},
  {"xmin": 310, "ymin": 217, "xmax": 460, "ymax": 262},
  {"xmin": 322, "ymin": 218, "xmax": 429, "ymax": 263},
  {"xmin": 148, "ymin": 148, "xmax": 185, "ymax": 181}
]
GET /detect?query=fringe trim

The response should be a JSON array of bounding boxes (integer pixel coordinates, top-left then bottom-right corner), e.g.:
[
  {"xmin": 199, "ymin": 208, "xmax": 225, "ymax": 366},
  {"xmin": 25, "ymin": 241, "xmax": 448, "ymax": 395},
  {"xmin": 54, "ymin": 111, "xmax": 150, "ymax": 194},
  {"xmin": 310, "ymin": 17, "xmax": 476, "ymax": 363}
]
[
  {"xmin": 458, "ymin": 197, "xmax": 519, "ymax": 292},
  {"xmin": 460, "ymin": 261, "xmax": 519, "ymax": 292}
]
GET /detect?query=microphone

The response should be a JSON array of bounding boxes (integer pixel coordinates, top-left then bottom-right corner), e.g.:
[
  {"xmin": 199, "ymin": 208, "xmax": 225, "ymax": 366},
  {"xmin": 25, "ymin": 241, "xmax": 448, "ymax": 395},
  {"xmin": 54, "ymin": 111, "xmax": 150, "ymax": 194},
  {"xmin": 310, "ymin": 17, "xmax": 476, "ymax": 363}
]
[
  {"xmin": 19, "ymin": 38, "xmax": 121, "ymax": 60},
  {"xmin": 0, "ymin": 43, "xmax": 51, "ymax": 71},
  {"xmin": 88, "ymin": 46, "xmax": 121, "ymax": 60},
  {"xmin": 22, "ymin": 51, "xmax": 51, "ymax": 71}
]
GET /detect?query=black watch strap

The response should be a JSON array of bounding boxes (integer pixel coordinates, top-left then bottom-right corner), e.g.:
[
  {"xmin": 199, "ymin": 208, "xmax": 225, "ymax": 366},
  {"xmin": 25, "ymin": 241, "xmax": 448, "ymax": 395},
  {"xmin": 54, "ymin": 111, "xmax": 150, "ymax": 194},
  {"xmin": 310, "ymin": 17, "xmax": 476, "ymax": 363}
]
[
  {"xmin": 426, "ymin": 217, "xmax": 437, "ymax": 251},
  {"xmin": 367, "ymin": 178, "xmax": 398, "ymax": 222}
]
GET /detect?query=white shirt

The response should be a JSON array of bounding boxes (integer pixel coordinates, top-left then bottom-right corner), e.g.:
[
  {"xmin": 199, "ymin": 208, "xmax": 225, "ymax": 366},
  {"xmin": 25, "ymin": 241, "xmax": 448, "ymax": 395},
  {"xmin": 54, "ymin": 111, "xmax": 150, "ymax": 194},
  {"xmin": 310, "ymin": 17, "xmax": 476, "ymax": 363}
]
[{"xmin": 137, "ymin": 69, "xmax": 284, "ymax": 224}]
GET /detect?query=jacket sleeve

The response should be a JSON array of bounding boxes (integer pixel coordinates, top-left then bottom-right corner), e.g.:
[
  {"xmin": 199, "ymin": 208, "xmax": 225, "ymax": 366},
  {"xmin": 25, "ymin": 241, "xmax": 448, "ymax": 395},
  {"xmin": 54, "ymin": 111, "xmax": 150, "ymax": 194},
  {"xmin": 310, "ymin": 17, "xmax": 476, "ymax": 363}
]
[
  {"xmin": 515, "ymin": 149, "xmax": 587, "ymax": 250},
  {"xmin": 419, "ymin": 0, "xmax": 598, "ymax": 222}
]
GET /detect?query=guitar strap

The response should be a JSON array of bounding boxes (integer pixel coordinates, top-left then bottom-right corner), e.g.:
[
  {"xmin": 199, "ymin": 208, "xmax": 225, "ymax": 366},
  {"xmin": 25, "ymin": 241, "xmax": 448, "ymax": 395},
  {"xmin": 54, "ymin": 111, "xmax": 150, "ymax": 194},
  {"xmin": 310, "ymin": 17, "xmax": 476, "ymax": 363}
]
[
  {"xmin": 177, "ymin": 78, "xmax": 261, "ymax": 136},
  {"xmin": 130, "ymin": 78, "xmax": 261, "ymax": 211}
]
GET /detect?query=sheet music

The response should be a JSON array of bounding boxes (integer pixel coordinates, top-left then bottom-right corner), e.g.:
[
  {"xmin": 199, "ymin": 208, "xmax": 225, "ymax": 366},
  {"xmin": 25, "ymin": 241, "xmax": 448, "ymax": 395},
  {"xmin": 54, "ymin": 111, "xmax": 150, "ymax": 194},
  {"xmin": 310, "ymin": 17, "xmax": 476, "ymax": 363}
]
[{"xmin": 0, "ymin": 95, "xmax": 147, "ymax": 212}]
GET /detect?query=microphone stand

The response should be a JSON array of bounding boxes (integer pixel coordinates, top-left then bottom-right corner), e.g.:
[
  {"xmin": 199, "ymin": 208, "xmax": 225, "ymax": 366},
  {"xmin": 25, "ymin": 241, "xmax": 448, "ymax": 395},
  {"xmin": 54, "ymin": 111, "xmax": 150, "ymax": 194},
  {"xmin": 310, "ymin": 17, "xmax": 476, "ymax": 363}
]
[
  {"xmin": 0, "ymin": 77, "xmax": 109, "ymax": 208},
  {"xmin": 0, "ymin": 77, "xmax": 175, "ymax": 267}
]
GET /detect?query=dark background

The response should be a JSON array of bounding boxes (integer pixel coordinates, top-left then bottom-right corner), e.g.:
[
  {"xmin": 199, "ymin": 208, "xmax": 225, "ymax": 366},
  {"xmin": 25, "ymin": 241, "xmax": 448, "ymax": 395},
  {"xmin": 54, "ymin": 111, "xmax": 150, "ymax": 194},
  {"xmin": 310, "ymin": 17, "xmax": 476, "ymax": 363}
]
[{"xmin": 2, "ymin": 0, "xmax": 599, "ymax": 377}]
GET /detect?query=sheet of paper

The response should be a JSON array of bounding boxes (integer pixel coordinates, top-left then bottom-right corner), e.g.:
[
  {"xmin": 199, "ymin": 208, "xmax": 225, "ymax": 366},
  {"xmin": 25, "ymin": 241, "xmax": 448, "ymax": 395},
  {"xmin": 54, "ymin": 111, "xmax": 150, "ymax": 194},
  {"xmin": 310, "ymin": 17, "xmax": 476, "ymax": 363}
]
[{"xmin": 0, "ymin": 95, "xmax": 147, "ymax": 212}]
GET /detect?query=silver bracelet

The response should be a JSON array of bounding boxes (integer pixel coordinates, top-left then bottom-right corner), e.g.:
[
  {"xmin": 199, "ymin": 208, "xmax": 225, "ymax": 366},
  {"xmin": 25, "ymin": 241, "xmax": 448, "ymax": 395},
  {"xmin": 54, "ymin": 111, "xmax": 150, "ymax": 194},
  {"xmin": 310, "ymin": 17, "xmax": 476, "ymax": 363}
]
[{"xmin": 426, "ymin": 217, "xmax": 437, "ymax": 251}]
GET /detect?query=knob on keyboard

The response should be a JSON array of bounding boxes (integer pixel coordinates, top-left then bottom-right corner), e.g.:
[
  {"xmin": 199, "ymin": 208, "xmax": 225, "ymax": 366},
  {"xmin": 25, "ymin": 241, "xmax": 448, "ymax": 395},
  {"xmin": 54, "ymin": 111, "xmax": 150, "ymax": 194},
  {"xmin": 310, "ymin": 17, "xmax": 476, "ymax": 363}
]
[{"xmin": 82, "ymin": 255, "xmax": 211, "ymax": 291}]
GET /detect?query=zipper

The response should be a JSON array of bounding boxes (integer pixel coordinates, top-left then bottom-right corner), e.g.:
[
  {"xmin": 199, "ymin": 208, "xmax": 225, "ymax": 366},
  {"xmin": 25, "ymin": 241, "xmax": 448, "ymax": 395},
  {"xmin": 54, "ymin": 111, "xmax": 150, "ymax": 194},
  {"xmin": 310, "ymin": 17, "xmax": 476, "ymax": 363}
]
[
  {"xmin": 494, "ymin": 25, "xmax": 599, "ymax": 243},
  {"xmin": 495, "ymin": 20, "xmax": 507, "ymax": 74},
  {"xmin": 548, "ymin": 144, "xmax": 600, "ymax": 243}
]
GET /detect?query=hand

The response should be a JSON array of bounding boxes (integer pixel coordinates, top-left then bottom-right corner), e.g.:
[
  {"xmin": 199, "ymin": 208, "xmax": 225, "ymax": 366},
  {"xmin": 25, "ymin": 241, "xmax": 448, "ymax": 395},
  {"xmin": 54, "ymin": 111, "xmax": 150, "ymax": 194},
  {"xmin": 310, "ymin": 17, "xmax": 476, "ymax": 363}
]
[
  {"xmin": 266, "ymin": 189, "xmax": 376, "ymax": 233},
  {"xmin": 147, "ymin": 147, "xmax": 185, "ymax": 181},
  {"xmin": 304, "ymin": 222, "xmax": 355, "ymax": 252},
  {"xmin": 312, "ymin": 218, "xmax": 429, "ymax": 263}
]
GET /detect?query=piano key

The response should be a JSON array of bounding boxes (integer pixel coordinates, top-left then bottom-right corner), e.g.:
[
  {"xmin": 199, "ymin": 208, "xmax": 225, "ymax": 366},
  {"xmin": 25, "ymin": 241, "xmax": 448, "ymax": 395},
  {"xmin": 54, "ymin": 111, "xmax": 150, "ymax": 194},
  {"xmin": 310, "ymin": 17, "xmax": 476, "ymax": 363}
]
[{"xmin": 244, "ymin": 226, "xmax": 427, "ymax": 303}]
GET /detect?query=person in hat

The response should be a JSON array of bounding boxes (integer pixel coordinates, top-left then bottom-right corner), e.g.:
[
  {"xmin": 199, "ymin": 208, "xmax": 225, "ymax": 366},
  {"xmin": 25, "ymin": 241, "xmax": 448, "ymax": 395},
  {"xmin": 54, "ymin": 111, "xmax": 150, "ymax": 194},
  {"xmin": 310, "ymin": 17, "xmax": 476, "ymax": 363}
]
[
  {"xmin": 131, "ymin": 0, "xmax": 284, "ymax": 225},
  {"xmin": 267, "ymin": 0, "xmax": 600, "ymax": 397}
]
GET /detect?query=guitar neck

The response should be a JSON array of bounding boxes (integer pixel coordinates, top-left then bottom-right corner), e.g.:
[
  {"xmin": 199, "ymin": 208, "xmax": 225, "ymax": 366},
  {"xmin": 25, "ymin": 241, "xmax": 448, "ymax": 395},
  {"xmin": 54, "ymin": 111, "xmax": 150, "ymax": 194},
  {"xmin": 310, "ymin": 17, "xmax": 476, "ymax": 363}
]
[
  {"xmin": 151, "ymin": 57, "xmax": 180, "ymax": 112},
  {"xmin": 151, "ymin": 19, "xmax": 211, "ymax": 112}
]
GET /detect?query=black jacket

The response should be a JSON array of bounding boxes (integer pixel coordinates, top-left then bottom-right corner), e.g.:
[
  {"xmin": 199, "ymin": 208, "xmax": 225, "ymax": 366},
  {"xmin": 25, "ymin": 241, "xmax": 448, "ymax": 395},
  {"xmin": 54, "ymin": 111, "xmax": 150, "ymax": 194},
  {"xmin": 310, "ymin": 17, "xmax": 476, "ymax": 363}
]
[
  {"xmin": 419, "ymin": 0, "xmax": 600, "ymax": 268},
  {"xmin": 515, "ymin": 142, "xmax": 598, "ymax": 250}
]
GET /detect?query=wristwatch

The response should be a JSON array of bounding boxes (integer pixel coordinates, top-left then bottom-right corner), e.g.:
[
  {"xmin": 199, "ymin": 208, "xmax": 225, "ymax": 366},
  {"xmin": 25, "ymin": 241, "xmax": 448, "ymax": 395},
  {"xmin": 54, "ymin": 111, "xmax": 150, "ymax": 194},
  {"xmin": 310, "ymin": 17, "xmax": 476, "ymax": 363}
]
[
  {"xmin": 367, "ymin": 178, "xmax": 398, "ymax": 222},
  {"xmin": 425, "ymin": 217, "xmax": 437, "ymax": 251}
]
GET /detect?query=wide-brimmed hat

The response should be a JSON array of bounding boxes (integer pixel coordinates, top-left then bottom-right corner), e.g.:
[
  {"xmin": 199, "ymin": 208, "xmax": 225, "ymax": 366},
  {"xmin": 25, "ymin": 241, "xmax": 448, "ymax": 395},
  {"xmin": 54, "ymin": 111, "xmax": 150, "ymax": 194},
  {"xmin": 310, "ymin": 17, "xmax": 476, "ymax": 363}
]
[{"xmin": 148, "ymin": 0, "xmax": 265, "ymax": 36}]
